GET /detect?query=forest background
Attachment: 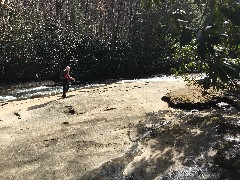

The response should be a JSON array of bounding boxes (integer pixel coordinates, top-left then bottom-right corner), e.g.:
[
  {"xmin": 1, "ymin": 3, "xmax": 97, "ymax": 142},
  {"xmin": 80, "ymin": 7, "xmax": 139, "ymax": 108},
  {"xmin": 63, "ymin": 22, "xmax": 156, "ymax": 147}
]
[{"xmin": 0, "ymin": 0, "xmax": 239, "ymax": 89}]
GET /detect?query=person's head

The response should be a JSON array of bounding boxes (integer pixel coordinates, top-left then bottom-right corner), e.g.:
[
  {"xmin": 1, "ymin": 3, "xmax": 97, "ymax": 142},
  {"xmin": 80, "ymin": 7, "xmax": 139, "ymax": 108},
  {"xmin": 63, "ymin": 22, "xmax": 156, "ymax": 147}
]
[{"xmin": 66, "ymin": 66, "xmax": 70, "ymax": 72}]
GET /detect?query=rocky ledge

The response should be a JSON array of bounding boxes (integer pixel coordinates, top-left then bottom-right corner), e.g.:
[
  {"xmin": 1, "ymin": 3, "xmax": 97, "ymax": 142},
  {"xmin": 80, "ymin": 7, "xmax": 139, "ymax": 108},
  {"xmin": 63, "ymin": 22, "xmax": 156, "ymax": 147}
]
[
  {"xmin": 162, "ymin": 86, "xmax": 240, "ymax": 110},
  {"xmin": 161, "ymin": 86, "xmax": 240, "ymax": 179}
]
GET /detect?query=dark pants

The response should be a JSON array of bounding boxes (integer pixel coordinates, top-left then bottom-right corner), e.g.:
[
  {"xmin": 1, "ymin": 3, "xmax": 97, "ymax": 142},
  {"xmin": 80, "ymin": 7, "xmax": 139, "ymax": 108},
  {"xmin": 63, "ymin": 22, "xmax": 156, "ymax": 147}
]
[{"xmin": 63, "ymin": 79, "xmax": 69, "ymax": 97}]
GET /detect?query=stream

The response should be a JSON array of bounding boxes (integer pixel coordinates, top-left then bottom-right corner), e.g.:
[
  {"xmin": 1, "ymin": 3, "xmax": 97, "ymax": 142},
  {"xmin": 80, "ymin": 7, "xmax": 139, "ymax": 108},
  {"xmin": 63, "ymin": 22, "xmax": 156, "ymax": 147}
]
[{"xmin": 0, "ymin": 74, "xmax": 184, "ymax": 102}]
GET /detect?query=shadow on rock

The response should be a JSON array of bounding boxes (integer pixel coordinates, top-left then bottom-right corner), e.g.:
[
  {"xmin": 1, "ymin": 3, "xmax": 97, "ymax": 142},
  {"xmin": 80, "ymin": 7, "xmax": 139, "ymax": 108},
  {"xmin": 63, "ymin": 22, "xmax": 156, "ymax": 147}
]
[{"xmin": 80, "ymin": 107, "xmax": 240, "ymax": 179}]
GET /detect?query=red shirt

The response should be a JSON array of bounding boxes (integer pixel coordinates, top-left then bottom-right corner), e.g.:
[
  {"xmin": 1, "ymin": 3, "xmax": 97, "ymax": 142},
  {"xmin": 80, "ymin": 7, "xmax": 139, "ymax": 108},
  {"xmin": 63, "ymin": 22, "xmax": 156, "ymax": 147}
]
[{"xmin": 63, "ymin": 70, "xmax": 71, "ymax": 80}]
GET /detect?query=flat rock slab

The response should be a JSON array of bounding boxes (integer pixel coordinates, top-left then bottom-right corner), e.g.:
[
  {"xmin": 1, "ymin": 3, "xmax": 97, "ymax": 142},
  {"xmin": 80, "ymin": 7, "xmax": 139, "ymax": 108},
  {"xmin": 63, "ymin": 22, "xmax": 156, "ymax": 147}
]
[{"xmin": 162, "ymin": 86, "xmax": 224, "ymax": 110}]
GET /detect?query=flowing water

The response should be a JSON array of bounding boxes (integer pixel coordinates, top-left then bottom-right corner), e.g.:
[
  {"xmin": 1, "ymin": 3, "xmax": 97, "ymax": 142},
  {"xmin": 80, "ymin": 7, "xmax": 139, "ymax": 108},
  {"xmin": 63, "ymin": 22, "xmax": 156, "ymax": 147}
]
[{"xmin": 0, "ymin": 74, "xmax": 184, "ymax": 102}]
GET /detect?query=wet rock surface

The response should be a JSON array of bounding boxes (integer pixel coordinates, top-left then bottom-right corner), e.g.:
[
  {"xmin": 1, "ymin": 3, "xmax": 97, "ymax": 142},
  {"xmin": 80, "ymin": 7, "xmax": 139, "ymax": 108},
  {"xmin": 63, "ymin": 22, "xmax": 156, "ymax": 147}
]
[{"xmin": 162, "ymin": 165, "xmax": 224, "ymax": 180}]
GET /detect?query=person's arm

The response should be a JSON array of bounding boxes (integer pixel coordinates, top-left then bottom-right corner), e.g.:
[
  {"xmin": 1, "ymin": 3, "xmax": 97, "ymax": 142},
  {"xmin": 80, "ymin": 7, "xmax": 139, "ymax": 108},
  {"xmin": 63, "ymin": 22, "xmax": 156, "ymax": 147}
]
[
  {"xmin": 70, "ymin": 76, "xmax": 75, "ymax": 82},
  {"xmin": 64, "ymin": 72, "xmax": 75, "ymax": 81}
]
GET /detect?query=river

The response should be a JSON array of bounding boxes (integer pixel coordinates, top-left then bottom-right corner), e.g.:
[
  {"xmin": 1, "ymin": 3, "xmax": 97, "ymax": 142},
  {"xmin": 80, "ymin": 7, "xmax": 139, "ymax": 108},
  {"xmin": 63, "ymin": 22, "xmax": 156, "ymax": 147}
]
[{"xmin": 0, "ymin": 74, "xmax": 187, "ymax": 102}]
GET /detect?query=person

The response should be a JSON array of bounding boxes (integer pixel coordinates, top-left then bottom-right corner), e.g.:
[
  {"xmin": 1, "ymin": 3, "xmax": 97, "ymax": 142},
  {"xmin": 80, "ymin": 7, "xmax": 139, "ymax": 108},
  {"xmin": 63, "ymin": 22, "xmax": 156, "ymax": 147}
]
[{"xmin": 62, "ymin": 66, "xmax": 75, "ymax": 98}]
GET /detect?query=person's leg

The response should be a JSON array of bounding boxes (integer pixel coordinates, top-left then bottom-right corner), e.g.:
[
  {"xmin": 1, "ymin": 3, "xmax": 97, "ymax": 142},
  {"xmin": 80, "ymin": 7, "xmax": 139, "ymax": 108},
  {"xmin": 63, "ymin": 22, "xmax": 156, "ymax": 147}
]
[
  {"xmin": 66, "ymin": 81, "xmax": 69, "ymax": 92},
  {"xmin": 62, "ymin": 79, "xmax": 67, "ymax": 98}
]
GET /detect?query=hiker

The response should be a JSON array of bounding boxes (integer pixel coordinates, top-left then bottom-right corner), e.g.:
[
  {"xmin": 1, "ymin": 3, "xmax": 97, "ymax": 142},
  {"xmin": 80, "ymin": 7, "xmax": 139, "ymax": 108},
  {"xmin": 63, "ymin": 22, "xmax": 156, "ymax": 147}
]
[{"xmin": 62, "ymin": 66, "xmax": 75, "ymax": 98}]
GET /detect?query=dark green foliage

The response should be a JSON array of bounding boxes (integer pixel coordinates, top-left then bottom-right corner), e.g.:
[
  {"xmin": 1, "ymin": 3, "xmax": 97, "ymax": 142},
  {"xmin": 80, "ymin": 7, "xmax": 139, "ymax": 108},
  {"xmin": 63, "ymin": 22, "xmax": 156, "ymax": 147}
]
[
  {"xmin": 165, "ymin": 0, "xmax": 240, "ymax": 90},
  {"xmin": 0, "ymin": 0, "xmax": 239, "ymax": 89},
  {"xmin": 180, "ymin": 29, "xmax": 193, "ymax": 47},
  {"xmin": 0, "ymin": 0, "xmax": 181, "ymax": 84},
  {"xmin": 196, "ymin": 42, "xmax": 208, "ymax": 60},
  {"xmin": 220, "ymin": 5, "xmax": 240, "ymax": 26}
]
